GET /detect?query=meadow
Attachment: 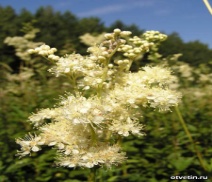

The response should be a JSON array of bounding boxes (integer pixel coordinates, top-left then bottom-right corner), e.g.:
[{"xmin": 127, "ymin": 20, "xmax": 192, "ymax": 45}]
[{"xmin": 0, "ymin": 6, "xmax": 212, "ymax": 182}]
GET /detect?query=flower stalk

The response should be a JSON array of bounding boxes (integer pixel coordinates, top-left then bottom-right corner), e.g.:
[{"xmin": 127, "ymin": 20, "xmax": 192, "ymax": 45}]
[{"xmin": 175, "ymin": 106, "xmax": 207, "ymax": 171}]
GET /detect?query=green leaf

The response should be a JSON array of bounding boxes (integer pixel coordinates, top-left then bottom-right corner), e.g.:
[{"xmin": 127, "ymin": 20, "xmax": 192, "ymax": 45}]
[
  {"xmin": 170, "ymin": 157, "xmax": 194, "ymax": 171},
  {"xmin": 5, "ymin": 158, "xmax": 32, "ymax": 173}
]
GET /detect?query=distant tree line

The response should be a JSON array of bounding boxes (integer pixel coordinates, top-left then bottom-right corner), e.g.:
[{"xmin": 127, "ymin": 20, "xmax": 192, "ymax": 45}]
[{"xmin": 1, "ymin": 6, "xmax": 212, "ymax": 72}]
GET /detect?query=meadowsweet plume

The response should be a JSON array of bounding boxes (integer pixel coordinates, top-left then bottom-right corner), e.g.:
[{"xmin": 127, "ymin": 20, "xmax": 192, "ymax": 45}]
[{"xmin": 17, "ymin": 29, "xmax": 181, "ymax": 169}]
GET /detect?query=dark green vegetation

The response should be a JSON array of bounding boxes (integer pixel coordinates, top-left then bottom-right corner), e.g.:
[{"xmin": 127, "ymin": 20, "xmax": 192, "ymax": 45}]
[
  {"xmin": 0, "ymin": 6, "xmax": 212, "ymax": 182},
  {"xmin": 1, "ymin": 6, "xmax": 212, "ymax": 71}
]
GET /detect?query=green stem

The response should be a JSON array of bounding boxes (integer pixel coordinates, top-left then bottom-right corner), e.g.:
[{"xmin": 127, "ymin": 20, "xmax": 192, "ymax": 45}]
[
  {"xmin": 128, "ymin": 59, "xmax": 133, "ymax": 71},
  {"xmin": 174, "ymin": 106, "xmax": 207, "ymax": 171},
  {"xmin": 89, "ymin": 124, "xmax": 97, "ymax": 144},
  {"xmin": 117, "ymin": 135, "xmax": 123, "ymax": 145},
  {"xmin": 88, "ymin": 167, "xmax": 97, "ymax": 182},
  {"xmin": 175, "ymin": 106, "xmax": 193, "ymax": 143}
]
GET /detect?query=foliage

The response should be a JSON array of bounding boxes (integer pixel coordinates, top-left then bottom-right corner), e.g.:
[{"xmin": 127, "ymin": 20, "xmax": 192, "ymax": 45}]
[
  {"xmin": 159, "ymin": 33, "xmax": 212, "ymax": 67},
  {"xmin": 0, "ymin": 6, "xmax": 212, "ymax": 69}
]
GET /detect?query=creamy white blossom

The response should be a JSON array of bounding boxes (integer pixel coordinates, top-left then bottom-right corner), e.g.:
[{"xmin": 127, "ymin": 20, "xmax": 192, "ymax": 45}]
[{"xmin": 16, "ymin": 29, "xmax": 181, "ymax": 169}]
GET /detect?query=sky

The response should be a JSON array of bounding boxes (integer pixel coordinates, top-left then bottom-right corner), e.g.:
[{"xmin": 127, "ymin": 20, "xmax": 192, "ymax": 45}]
[{"xmin": 1, "ymin": 0, "xmax": 212, "ymax": 49}]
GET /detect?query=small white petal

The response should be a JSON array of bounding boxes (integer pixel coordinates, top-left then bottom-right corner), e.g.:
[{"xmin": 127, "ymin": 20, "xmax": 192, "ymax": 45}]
[
  {"xmin": 72, "ymin": 149, "xmax": 79, "ymax": 154},
  {"xmin": 32, "ymin": 146, "xmax": 40, "ymax": 152},
  {"xmin": 48, "ymin": 142, "xmax": 57, "ymax": 146}
]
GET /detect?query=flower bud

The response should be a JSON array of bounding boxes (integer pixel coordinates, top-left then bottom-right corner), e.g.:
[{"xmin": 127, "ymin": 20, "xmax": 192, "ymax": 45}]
[
  {"xmin": 38, "ymin": 50, "xmax": 47, "ymax": 56},
  {"xmin": 119, "ymin": 39, "xmax": 126, "ymax": 44},
  {"xmin": 108, "ymin": 64, "xmax": 113, "ymax": 68},
  {"xmin": 120, "ymin": 31, "xmax": 132, "ymax": 36},
  {"xmin": 98, "ymin": 56, "xmax": 106, "ymax": 61},
  {"xmin": 104, "ymin": 33, "xmax": 113, "ymax": 39},
  {"xmin": 35, "ymin": 47, "xmax": 41, "ymax": 52},
  {"xmin": 102, "ymin": 51, "xmax": 109, "ymax": 57},
  {"xmin": 41, "ymin": 45, "xmax": 50, "ymax": 50},
  {"xmin": 117, "ymin": 60, "xmax": 123, "ymax": 65},
  {"xmin": 123, "ymin": 59, "xmax": 129, "ymax": 64},
  {"xmin": 113, "ymin": 29, "xmax": 121, "ymax": 34},
  {"xmin": 28, "ymin": 49, "xmax": 35, "ymax": 54},
  {"xmin": 51, "ymin": 48, "xmax": 57, "ymax": 53}
]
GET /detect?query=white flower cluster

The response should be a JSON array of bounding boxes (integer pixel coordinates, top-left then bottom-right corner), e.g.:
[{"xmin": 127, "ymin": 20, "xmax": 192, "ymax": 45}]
[
  {"xmin": 4, "ymin": 29, "xmax": 42, "ymax": 61},
  {"xmin": 57, "ymin": 144, "xmax": 126, "ymax": 168},
  {"xmin": 109, "ymin": 66, "xmax": 181, "ymax": 111},
  {"xmin": 199, "ymin": 73, "xmax": 212, "ymax": 83},
  {"xmin": 16, "ymin": 133, "xmax": 44, "ymax": 156},
  {"xmin": 117, "ymin": 30, "xmax": 167, "ymax": 59},
  {"xmin": 178, "ymin": 64, "xmax": 193, "ymax": 78},
  {"xmin": 28, "ymin": 44, "xmax": 59, "ymax": 60},
  {"xmin": 17, "ymin": 29, "xmax": 181, "ymax": 169},
  {"xmin": 140, "ymin": 66, "xmax": 176, "ymax": 86},
  {"xmin": 6, "ymin": 68, "xmax": 34, "ymax": 82},
  {"xmin": 118, "ymin": 37, "xmax": 153, "ymax": 58},
  {"xmin": 142, "ymin": 30, "xmax": 167, "ymax": 42},
  {"xmin": 79, "ymin": 32, "xmax": 106, "ymax": 46},
  {"xmin": 17, "ymin": 95, "xmax": 129, "ymax": 168},
  {"xmin": 48, "ymin": 54, "xmax": 87, "ymax": 77}
]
